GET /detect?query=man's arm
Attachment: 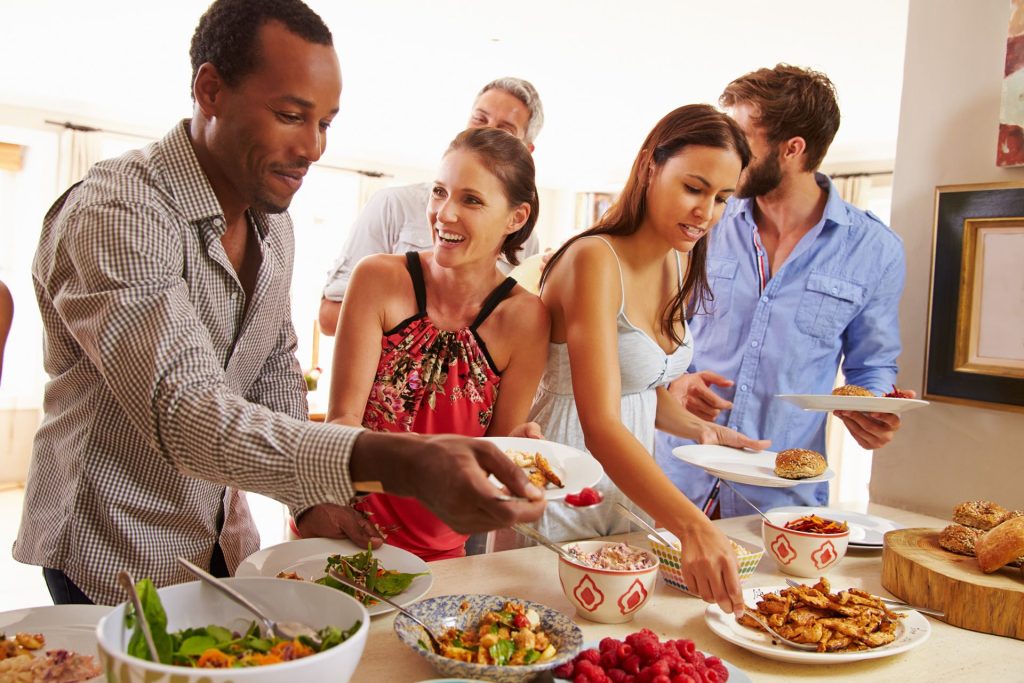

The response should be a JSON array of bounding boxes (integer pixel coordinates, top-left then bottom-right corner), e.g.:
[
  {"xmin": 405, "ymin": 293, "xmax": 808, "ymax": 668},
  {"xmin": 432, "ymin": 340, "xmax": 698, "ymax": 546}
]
[
  {"xmin": 319, "ymin": 189, "xmax": 402, "ymax": 335},
  {"xmin": 835, "ymin": 246, "xmax": 907, "ymax": 449}
]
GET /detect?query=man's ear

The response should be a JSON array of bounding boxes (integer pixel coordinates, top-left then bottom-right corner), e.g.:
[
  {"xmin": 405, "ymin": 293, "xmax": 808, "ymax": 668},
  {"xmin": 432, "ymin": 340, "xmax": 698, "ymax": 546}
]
[
  {"xmin": 781, "ymin": 136, "xmax": 807, "ymax": 163},
  {"xmin": 507, "ymin": 202, "xmax": 531, "ymax": 234},
  {"xmin": 193, "ymin": 62, "xmax": 225, "ymax": 117}
]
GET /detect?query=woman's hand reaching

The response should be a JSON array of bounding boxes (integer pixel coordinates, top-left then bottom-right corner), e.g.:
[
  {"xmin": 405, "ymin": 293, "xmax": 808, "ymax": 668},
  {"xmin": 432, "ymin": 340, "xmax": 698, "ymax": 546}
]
[
  {"xmin": 697, "ymin": 422, "xmax": 770, "ymax": 452},
  {"xmin": 673, "ymin": 518, "xmax": 745, "ymax": 618}
]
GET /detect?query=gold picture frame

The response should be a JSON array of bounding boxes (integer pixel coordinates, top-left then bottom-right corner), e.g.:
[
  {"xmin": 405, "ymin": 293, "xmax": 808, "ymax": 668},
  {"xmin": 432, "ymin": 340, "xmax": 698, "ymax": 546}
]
[{"xmin": 925, "ymin": 181, "xmax": 1024, "ymax": 412}]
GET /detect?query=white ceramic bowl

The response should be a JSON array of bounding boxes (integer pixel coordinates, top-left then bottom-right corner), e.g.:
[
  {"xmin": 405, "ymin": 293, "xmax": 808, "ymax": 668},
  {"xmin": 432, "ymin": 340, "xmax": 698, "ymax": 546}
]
[
  {"xmin": 762, "ymin": 511, "xmax": 850, "ymax": 578},
  {"xmin": 96, "ymin": 577, "xmax": 369, "ymax": 683},
  {"xmin": 557, "ymin": 541, "xmax": 659, "ymax": 624}
]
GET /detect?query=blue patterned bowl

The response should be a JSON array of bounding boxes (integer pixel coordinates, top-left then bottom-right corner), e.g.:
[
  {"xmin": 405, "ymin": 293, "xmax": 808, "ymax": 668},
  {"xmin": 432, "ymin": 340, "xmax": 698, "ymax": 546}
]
[{"xmin": 393, "ymin": 594, "xmax": 582, "ymax": 683}]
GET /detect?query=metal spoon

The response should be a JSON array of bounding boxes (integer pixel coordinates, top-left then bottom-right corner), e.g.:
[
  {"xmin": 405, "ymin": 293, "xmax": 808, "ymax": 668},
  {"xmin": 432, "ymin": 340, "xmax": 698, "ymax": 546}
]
[
  {"xmin": 325, "ymin": 567, "xmax": 443, "ymax": 655},
  {"xmin": 782, "ymin": 578, "xmax": 945, "ymax": 617},
  {"xmin": 613, "ymin": 502, "xmax": 676, "ymax": 548},
  {"xmin": 719, "ymin": 479, "xmax": 773, "ymax": 524},
  {"xmin": 509, "ymin": 522, "xmax": 578, "ymax": 563},
  {"xmin": 739, "ymin": 607, "xmax": 820, "ymax": 651},
  {"xmin": 175, "ymin": 557, "xmax": 321, "ymax": 646},
  {"xmin": 116, "ymin": 570, "xmax": 160, "ymax": 662}
]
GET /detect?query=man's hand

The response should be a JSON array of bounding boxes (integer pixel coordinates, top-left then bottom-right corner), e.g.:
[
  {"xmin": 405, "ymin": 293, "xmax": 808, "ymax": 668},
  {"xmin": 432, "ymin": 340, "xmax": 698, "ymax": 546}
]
[
  {"xmin": 668, "ymin": 371, "xmax": 733, "ymax": 420},
  {"xmin": 295, "ymin": 503, "xmax": 385, "ymax": 548},
  {"xmin": 834, "ymin": 389, "xmax": 916, "ymax": 449},
  {"xmin": 350, "ymin": 432, "xmax": 547, "ymax": 534}
]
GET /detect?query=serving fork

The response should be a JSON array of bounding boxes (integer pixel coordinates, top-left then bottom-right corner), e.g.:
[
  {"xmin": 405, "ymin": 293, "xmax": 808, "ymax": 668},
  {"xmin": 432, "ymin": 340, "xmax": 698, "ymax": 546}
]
[
  {"xmin": 738, "ymin": 607, "xmax": 819, "ymax": 651},
  {"xmin": 782, "ymin": 578, "xmax": 944, "ymax": 617}
]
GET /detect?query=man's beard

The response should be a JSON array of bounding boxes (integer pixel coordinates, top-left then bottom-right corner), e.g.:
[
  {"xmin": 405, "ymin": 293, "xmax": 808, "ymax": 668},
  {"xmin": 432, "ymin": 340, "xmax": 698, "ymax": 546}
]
[{"xmin": 736, "ymin": 146, "xmax": 783, "ymax": 199}]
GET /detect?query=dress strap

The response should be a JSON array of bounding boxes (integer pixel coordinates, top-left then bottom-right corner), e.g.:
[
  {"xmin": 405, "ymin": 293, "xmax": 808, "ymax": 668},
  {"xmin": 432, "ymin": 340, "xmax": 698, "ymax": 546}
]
[
  {"xmin": 590, "ymin": 235, "xmax": 626, "ymax": 315},
  {"xmin": 470, "ymin": 277, "xmax": 518, "ymax": 331},
  {"xmin": 404, "ymin": 252, "xmax": 428, "ymax": 314}
]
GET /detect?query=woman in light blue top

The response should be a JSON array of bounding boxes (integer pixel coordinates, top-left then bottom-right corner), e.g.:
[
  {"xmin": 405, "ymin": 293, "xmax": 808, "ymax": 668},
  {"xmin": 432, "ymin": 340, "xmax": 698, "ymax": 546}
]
[{"xmin": 530, "ymin": 105, "xmax": 769, "ymax": 618}]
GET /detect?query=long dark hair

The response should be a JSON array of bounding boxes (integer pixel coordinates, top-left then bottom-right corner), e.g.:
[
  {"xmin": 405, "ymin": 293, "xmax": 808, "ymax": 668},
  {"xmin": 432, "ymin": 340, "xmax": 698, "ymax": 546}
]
[
  {"xmin": 541, "ymin": 104, "xmax": 751, "ymax": 345},
  {"xmin": 445, "ymin": 127, "xmax": 539, "ymax": 266}
]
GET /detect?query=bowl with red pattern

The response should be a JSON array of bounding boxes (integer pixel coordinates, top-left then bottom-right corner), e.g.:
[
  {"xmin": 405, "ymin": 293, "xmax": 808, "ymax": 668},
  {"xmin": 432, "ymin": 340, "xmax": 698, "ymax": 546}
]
[
  {"xmin": 761, "ymin": 511, "xmax": 849, "ymax": 577},
  {"xmin": 557, "ymin": 541, "xmax": 659, "ymax": 624}
]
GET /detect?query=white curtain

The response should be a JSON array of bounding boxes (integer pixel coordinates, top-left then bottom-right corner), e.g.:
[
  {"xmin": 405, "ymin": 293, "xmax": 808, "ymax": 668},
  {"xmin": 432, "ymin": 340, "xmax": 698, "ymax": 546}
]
[
  {"xmin": 832, "ymin": 174, "xmax": 869, "ymax": 209},
  {"xmin": 57, "ymin": 127, "xmax": 101, "ymax": 191}
]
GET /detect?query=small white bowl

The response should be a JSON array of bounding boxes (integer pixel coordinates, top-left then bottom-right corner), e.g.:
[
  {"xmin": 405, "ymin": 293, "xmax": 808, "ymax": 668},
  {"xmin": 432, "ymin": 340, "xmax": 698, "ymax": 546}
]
[
  {"xmin": 557, "ymin": 540, "xmax": 659, "ymax": 624},
  {"xmin": 96, "ymin": 577, "xmax": 369, "ymax": 683},
  {"xmin": 762, "ymin": 511, "xmax": 850, "ymax": 578}
]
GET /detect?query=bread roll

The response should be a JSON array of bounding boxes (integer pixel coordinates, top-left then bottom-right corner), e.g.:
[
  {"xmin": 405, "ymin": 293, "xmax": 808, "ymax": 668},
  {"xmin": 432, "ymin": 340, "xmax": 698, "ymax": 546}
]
[
  {"xmin": 976, "ymin": 516, "xmax": 1024, "ymax": 573},
  {"xmin": 774, "ymin": 448, "xmax": 827, "ymax": 479},
  {"xmin": 938, "ymin": 523, "xmax": 983, "ymax": 556},
  {"xmin": 831, "ymin": 384, "xmax": 874, "ymax": 397},
  {"xmin": 952, "ymin": 500, "xmax": 1008, "ymax": 530}
]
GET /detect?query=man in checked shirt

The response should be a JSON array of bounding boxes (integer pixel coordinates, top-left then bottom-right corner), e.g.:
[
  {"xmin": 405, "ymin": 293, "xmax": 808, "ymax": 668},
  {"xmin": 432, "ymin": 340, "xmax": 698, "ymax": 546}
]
[
  {"xmin": 654, "ymin": 65, "xmax": 913, "ymax": 518},
  {"xmin": 14, "ymin": 0, "xmax": 544, "ymax": 606}
]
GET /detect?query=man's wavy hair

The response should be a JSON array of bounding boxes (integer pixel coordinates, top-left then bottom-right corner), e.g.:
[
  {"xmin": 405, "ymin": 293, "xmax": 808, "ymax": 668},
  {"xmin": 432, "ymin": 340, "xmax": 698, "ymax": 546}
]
[{"xmin": 189, "ymin": 0, "xmax": 332, "ymax": 99}]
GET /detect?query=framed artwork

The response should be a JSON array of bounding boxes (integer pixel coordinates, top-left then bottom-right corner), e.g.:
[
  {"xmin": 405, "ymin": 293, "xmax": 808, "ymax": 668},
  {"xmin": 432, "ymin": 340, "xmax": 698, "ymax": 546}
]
[
  {"xmin": 997, "ymin": 0, "xmax": 1024, "ymax": 166},
  {"xmin": 925, "ymin": 182, "xmax": 1024, "ymax": 412}
]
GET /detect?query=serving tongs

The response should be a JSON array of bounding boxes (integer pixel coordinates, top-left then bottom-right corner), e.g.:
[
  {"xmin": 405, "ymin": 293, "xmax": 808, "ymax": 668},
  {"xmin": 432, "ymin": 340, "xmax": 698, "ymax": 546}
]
[{"xmin": 783, "ymin": 578, "xmax": 944, "ymax": 617}]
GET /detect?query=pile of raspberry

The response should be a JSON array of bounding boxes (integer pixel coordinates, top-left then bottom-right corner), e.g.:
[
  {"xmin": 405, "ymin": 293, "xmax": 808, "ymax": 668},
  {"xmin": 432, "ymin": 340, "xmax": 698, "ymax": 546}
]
[{"xmin": 552, "ymin": 628, "xmax": 729, "ymax": 683}]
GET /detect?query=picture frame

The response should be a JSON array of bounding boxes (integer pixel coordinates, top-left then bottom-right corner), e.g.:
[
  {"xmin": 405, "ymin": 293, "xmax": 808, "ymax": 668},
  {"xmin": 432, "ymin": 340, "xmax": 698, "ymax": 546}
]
[{"xmin": 924, "ymin": 181, "xmax": 1024, "ymax": 412}]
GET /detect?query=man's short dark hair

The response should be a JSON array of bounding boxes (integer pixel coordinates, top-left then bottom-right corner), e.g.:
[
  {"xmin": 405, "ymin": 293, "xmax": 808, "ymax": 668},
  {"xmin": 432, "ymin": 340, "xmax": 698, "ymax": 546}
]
[
  {"xmin": 720, "ymin": 64, "xmax": 841, "ymax": 172},
  {"xmin": 189, "ymin": 0, "xmax": 332, "ymax": 99}
]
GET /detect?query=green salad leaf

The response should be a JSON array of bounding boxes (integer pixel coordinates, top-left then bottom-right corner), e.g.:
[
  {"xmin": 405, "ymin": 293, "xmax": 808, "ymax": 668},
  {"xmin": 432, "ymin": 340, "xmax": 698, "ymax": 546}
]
[
  {"xmin": 489, "ymin": 638, "xmax": 515, "ymax": 666},
  {"xmin": 319, "ymin": 546, "xmax": 428, "ymax": 605},
  {"xmin": 125, "ymin": 578, "xmax": 174, "ymax": 664}
]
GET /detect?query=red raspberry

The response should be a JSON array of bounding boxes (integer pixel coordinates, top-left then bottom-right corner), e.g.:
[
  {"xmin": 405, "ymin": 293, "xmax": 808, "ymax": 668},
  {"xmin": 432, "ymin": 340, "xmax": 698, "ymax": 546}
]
[
  {"xmin": 701, "ymin": 670, "xmax": 720, "ymax": 683},
  {"xmin": 673, "ymin": 639, "xmax": 696, "ymax": 661},
  {"xmin": 636, "ymin": 638, "xmax": 660, "ymax": 663},
  {"xmin": 616, "ymin": 643, "xmax": 634, "ymax": 660},
  {"xmin": 652, "ymin": 675, "xmax": 672, "ymax": 683},
  {"xmin": 601, "ymin": 650, "xmax": 620, "ymax": 670},
  {"xmin": 671, "ymin": 675, "xmax": 698, "ymax": 683},
  {"xmin": 574, "ymin": 674, "xmax": 593, "ymax": 683},
  {"xmin": 599, "ymin": 637, "xmax": 621, "ymax": 653},
  {"xmin": 579, "ymin": 648, "xmax": 602, "ymax": 665},
  {"xmin": 608, "ymin": 670, "xmax": 628, "ymax": 683},
  {"xmin": 553, "ymin": 662, "xmax": 574, "ymax": 678},
  {"xmin": 621, "ymin": 654, "xmax": 642, "ymax": 675}
]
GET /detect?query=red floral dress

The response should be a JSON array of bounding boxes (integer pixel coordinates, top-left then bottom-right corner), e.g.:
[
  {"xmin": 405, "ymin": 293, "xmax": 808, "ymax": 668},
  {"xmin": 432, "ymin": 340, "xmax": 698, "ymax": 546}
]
[{"xmin": 357, "ymin": 252, "xmax": 516, "ymax": 561}]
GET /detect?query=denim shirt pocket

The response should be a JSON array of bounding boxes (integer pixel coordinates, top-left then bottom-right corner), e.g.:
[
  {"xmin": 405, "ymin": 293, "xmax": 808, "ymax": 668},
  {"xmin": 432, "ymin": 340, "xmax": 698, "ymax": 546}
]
[
  {"xmin": 795, "ymin": 272, "xmax": 866, "ymax": 339},
  {"xmin": 700, "ymin": 257, "xmax": 739, "ymax": 350},
  {"xmin": 395, "ymin": 221, "xmax": 432, "ymax": 252}
]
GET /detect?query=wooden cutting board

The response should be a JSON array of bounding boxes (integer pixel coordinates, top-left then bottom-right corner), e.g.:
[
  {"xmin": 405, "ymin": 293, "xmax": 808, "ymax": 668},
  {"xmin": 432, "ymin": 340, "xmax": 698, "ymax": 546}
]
[{"xmin": 881, "ymin": 528, "xmax": 1024, "ymax": 640}]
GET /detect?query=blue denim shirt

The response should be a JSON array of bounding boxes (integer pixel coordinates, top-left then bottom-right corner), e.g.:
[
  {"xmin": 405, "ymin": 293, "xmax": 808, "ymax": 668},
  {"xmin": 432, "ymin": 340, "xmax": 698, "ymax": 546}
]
[{"xmin": 655, "ymin": 174, "xmax": 905, "ymax": 517}]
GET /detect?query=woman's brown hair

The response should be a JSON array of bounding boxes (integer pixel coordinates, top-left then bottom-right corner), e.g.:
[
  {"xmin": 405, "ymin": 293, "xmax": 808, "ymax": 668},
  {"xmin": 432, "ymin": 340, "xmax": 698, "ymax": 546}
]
[
  {"xmin": 540, "ymin": 104, "xmax": 751, "ymax": 346},
  {"xmin": 446, "ymin": 127, "xmax": 539, "ymax": 266}
]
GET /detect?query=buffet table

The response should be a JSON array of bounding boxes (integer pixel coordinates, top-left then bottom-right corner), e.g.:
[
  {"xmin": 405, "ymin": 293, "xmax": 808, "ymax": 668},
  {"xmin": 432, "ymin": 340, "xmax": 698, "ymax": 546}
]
[{"xmin": 353, "ymin": 504, "xmax": 1021, "ymax": 681}]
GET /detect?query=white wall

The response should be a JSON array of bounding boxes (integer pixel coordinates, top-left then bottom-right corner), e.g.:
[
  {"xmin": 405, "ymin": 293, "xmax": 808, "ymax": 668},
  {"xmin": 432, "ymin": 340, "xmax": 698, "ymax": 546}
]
[{"xmin": 871, "ymin": 0, "xmax": 1024, "ymax": 514}]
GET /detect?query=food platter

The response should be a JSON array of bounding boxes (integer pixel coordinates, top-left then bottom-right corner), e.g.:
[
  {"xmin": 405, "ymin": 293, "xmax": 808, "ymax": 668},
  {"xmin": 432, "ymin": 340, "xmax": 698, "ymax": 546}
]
[
  {"xmin": 776, "ymin": 394, "xmax": 929, "ymax": 414},
  {"xmin": 478, "ymin": 437, "xmax": 604, "ymax": 501},
  {"xmin": 767, "ymin": 506, "xmax": 902, "ymax": 548},
  {"xmin": 236, "ymin": 538, "xmax": 432, "ymax": 616},
  {"xmin": 704, "ymin": 585, "xmax": 931, "ymax": 664},
  {"xmin": 0, "ymin": 604, "xmax": 111, "ymax": 682},
  {"xmin": 671, "ymin": 444, "xmax": 834, "ymax": 488}
]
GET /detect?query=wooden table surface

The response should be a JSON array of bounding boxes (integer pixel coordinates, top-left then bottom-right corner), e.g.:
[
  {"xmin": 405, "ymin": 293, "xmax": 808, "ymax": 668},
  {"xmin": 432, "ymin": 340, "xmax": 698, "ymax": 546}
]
[{"xmin": 352, "ymin": 504, "xmax": 1022, "ymax": 682}]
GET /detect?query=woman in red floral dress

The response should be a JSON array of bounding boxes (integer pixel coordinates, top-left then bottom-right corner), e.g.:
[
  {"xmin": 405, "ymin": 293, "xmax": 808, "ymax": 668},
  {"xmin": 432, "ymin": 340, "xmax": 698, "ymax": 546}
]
[{"xmin": 296, "ymin": 128, "xmax": 550, "ymax": 560}]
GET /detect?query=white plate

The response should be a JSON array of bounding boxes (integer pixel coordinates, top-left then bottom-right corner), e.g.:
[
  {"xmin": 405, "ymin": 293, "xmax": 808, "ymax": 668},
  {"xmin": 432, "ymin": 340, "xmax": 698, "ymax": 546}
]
[
  {"xmin": 705, "ymin": 585, "xmax": 931, "ymax": 664},
  {"xmin": 0, "ymin": 604, "xmax": 111, "ymax": 682},
  {"xmin": 478, "ymin": 437, "xmax": 604, "ymax": 501},
  {"xmin": 236, "ymin": 538, "xmax": 432, "ymax": 616},
  {"xmin": 767, "ymin": 506, "xmax": 902, "ymax": 547},
  {"xmin": 552, "ymin": 640, "xmax": 752, "ymax": 682},
  {"xmin": 671, "ymin": 444, "xmax": 834, "ymax": 488},
  {"xmin": 777, "ymin": 394, "xmax": 929, "ymax": 414}
]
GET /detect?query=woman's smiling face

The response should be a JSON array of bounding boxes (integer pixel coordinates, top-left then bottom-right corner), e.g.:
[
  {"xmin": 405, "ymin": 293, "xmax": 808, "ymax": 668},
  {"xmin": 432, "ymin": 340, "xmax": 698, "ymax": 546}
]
[
  {"xmin": 428, "ymin": 149, "xmax": 526, "ymax": 268},
  {"xmin": 643, "ymin": 144, "xmax": 742, "ymax": 252}
]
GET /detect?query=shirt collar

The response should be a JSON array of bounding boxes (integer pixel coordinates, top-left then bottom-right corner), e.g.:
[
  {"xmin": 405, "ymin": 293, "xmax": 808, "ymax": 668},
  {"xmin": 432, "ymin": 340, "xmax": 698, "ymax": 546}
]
[{"xmin": 728, "ymin": 172, "xmax": 851, "ymax": 231}]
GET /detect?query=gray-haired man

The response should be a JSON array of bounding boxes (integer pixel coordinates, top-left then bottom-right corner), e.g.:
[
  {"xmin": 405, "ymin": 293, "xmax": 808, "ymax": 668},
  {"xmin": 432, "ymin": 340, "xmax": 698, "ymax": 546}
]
[{"xmin": 318, "ymin": 77, "xmax": 545, "ymax": 335}]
